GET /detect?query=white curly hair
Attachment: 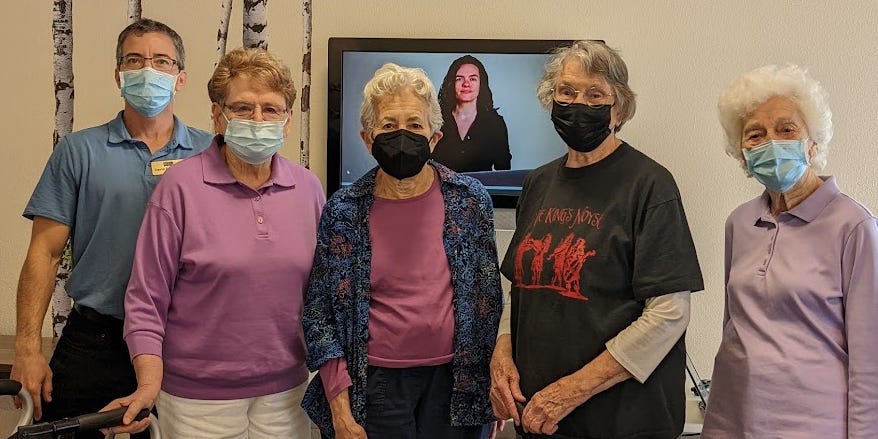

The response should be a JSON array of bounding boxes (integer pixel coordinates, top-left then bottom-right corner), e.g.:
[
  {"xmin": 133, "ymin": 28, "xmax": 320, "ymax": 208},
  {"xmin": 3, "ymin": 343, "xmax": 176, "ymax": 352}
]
[
  {"xmin": 359, "ymin": 63, "xmax": 443, "ymax": 136},
  {"xmin": 717, "ymin": 64, "xmax": 832, "ymax": 172}
]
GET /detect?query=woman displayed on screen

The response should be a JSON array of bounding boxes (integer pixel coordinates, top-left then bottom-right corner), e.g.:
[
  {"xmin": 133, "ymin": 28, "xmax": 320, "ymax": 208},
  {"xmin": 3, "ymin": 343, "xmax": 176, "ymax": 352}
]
[{"xmin": 432, "ymin": 55, "xmax": 512, "ymax": 172}]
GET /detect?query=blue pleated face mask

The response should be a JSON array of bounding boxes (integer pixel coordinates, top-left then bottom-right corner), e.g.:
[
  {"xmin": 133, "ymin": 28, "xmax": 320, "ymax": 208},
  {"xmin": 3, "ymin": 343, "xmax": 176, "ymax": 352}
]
[
  {"xmin": 222, "ymin": 113, "xmax": 286, "ymax": 165},
  {"xmin": 743, "ymin": 139, "xmax": 810, "ymax": 193},
  {"xmin": 120, "ymin": 67, "xmax": 178, "ymax": 117}
]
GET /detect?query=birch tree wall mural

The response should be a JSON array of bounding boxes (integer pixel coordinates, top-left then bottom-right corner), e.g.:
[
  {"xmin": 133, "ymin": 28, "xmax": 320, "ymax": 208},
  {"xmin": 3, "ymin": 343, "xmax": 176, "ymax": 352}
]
[
  {"xmin": 127, "ymin": 0, "xmax": 142, "ymax": 24},
  {"xmin": 51, "ymin": 0, "xmax": 74, "ymax": 337},
  {"xmin": 216, "ymin": 0, "xmax": 234, "ymax": 65},
  {"xmin": 243, "ymin": 0, "xmax": 269, "ymax": 49},
  {"xmin": 299, "ymin": 0, "xmax": 312, "ymax": 168}
]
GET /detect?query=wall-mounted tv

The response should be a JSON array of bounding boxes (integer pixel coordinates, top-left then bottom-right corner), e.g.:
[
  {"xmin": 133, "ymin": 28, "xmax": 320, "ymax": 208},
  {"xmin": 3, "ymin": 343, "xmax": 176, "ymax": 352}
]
[{"xmin": 327, "ymin": 37, "xmax": 574, "ymax": 208}]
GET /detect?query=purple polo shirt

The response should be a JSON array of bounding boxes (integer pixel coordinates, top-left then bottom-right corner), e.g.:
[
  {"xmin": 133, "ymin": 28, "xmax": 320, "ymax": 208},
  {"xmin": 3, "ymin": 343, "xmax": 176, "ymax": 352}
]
[
  {"xmin": 702, "ymin": 177, "xmax": 878, "ymax": 438},
  {"xmin": 319, "ymin": 170, "xmax": 455, "ymax": 400},
  {"xmin": 124, "ymin": 138, "xmax": 325, "ymax": 400}
]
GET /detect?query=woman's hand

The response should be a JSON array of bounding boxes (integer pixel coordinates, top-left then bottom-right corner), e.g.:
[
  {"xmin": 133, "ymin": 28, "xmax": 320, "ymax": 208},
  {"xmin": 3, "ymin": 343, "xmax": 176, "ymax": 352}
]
[
  {"xmin": 329, "ymin": 388, "xmax": 368, "ymax": 439},
  {"xmin": 490, "ymin": 334, "xmax": 526, "ymax": 425},
  {"xmin": 485, "ymin": 419, "xmax": 507, "ymax": 439},
  {"xmin": 520, "ymin": 375, "xmax": 587, "ymax": 435},
  {"xmin": 100, "ymin": 353, "xmax": 163, "ymax": 435},
  {"xmin": 520, "ymin": 350, "xmax": 632, "ymax": 435},
  {"xmin": 98, "ymin": 382, "xmax": 159, "ymax": 435},
  {"xmin": 333, "ymin": 415, "xmax": 368, "ymax": 439}
]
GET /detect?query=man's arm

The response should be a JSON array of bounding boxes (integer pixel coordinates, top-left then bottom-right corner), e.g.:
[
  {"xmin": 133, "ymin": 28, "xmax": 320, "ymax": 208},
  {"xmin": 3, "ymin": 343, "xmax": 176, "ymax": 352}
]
[{"xmin": 12, "ymin": 216, "xmax": 71, "ymax": 420}]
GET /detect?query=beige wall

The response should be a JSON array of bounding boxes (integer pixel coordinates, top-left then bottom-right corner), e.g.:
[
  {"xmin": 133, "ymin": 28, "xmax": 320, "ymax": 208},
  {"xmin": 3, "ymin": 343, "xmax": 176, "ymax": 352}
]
[{"xmin": 3, "ymin": 0, "xmax": 878, "ymax": 380}]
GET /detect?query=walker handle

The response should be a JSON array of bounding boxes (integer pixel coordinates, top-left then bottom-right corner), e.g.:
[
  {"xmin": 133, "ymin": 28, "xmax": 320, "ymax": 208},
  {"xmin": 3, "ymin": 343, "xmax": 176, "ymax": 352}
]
[
  {"xmin": 77, "ymin": 407, "xmax": 150, "ymax": 431},
  {"xmin": 0, "ymin": 379, "xmax": 23, "ymax": 396}
]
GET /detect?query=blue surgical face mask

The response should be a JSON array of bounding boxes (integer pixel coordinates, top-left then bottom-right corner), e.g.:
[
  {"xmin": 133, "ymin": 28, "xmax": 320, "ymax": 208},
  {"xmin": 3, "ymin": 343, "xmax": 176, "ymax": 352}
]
[
  {"xmin": 222, "ymin": 113, "xmax": 286, "ymax": 165},
  {"xmin": 119, "ymin": 67, "xmax": 178, "ymax": 117},
  {"xmin": 743, "ymin": 139, "xmax": 810, "ymax": 193}
]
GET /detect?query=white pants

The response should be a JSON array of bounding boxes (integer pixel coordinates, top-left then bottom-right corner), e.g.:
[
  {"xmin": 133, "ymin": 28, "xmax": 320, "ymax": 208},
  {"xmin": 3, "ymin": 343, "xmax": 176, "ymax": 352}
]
[{"xmin": 155, "ymin": 382, "xmax": 311, "ymax": 439}]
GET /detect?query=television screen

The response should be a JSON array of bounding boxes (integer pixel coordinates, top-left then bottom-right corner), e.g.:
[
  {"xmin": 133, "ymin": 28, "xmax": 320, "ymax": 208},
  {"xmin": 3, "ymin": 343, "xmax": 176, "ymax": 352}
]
[{"xmin": 327, "ymin": 38, "xmax": 575, "ymax": 208}]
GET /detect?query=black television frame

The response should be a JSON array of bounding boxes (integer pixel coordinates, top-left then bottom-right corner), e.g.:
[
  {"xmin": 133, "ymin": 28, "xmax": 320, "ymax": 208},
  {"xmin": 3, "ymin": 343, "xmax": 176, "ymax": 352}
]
[{"xmin": 327, "ymin": 37, "xmax": 574, "ymax": 208}]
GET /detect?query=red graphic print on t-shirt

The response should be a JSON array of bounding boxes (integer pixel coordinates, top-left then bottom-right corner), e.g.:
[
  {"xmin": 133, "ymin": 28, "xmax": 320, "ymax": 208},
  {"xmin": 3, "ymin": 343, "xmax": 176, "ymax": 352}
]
[
  {"xmin": 513, "ymin": 206, "xmax": 602, "ymax": 301},
  {"xmin": 514, "ymin": 232, "xmax": 597, "ymax": 301}
]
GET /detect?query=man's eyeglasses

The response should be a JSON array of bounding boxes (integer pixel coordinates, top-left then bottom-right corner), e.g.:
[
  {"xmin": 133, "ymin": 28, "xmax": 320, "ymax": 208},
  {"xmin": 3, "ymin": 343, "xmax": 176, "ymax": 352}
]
[
  {"xmin": 224, "ymin": 103, "xmax": 289, "ymax": 122},
  {"xmin": 552, "ymin": 85, "xmax": 614, "ymax": 107},
  {"xmin": 119, "ymin": 54, "xmax": 179, "ymax": 72}
]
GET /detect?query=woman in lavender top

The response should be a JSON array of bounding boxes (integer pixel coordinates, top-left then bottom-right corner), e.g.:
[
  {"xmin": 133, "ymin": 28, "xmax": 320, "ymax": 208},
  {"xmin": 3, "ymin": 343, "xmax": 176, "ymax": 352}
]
[
  {"xmin": 102, "ymin": 48, "xmax": 325, "ymax": 438},
  {"xmin": 301, "ymin": 63, "xmax": 503, "ymax": 439},
  {"xmin": 702, "ymin": 64, "xmax": 878, "ymax": 438}
]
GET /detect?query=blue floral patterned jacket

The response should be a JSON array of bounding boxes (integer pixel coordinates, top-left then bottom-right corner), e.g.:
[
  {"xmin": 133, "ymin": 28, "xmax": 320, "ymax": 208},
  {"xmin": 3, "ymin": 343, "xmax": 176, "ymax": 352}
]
[{"xmin": 302, "ymin": 161, "xmax": 503, "ymax": 437}]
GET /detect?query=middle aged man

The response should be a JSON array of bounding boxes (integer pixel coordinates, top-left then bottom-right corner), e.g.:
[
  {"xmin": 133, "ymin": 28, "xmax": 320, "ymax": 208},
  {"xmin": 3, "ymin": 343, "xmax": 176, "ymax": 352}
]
[{"xmin": 10, "ymin": 18, "xmax": 212, "ymax": 437}]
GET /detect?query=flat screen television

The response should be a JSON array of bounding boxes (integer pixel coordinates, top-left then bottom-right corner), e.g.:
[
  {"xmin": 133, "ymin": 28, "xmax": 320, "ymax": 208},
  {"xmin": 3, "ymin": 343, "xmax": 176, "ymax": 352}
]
[{"xmin": 327, "ymin": 37, "xmax": 575, "ymax": 208}]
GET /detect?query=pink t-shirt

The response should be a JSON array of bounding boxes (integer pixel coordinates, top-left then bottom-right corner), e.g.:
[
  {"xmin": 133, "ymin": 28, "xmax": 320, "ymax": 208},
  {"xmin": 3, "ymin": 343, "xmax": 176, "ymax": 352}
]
[{"xmin": 320, "ymin": 169, "xmax": 455, "ymax": 400}]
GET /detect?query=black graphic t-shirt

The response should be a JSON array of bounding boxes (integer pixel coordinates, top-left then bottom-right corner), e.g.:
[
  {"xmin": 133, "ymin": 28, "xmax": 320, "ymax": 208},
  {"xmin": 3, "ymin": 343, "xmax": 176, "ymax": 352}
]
[{"xmin": 501, "ymin": 143, "xmax": 703, "ymax": 439}]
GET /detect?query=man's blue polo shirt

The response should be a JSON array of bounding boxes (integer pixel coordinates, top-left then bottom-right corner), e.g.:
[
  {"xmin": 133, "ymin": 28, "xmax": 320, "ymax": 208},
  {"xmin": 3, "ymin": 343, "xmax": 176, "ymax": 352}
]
[{"xmin": 23, "ymin": 111, "xmax": 213, "ymax": 319}]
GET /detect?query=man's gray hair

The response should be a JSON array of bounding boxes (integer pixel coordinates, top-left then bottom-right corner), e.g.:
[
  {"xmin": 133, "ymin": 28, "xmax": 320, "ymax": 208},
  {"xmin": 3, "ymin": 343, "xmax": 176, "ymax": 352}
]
[{"xmin": 116, "ymin": 18, "xmax": 186, "ymax": 70}]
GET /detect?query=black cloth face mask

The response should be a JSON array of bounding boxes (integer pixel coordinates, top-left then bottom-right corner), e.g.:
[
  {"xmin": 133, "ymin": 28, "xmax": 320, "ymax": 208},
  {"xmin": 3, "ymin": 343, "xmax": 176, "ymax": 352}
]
[
  {"xmin": 551, "ymin": 101, "xmax": 613, "ymax": 153},
  {"xmin": 371, "ymin": 129, "xmax": 431, "ymax": 180}
]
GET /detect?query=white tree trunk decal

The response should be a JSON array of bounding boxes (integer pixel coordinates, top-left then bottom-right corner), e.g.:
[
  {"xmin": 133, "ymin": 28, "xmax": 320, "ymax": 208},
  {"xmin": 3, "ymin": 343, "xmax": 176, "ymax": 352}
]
[
  {"xmin": 299, "ymin": 0, "xmax": 312, "ymax": 168},
  {"xmin": 51, "ymin": 0, "xmax": 74, "ymax": 337},
  {"xmin": 243, "ymin": 0, "xmax": 268, "ymax": 49},
  {"xmin": 216, "ymin": 0, "xmax": 234, "ymax": 65},
  {"xmin": 127, "ymin": 0, "xmax": 141, "ymax": 24}
]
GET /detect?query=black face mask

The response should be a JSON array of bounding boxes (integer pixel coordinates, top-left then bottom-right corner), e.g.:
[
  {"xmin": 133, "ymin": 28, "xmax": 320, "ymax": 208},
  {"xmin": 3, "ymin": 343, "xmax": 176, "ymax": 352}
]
[
  {"xmin": 371, "ymin": 129, "xmax": 431, "ymax": 180},
  {"xmin": 551, "ymin": 101, "xmax": 613, "ymax": 153}
]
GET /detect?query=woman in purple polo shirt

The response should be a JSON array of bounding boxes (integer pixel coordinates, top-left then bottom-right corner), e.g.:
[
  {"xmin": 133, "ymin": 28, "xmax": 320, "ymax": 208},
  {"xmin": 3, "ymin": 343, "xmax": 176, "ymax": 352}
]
[
  {"xmin": 702, "ymin": 64, "xmax": 878, "ymax": 438},
  {"xmin": 102, "ymin": 48, "xmax": 325, "ymax": 438}
]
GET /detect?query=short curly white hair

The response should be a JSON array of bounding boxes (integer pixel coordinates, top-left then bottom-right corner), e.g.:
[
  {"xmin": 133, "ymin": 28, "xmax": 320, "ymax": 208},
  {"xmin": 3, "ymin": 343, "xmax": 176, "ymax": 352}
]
[
  {"xmin": 717, "ymin": 64, "xmax": 832, "ymax": 172},
  {"xmin": 359, "ymin": 63, "xmax": 443, "ymax": 136}
]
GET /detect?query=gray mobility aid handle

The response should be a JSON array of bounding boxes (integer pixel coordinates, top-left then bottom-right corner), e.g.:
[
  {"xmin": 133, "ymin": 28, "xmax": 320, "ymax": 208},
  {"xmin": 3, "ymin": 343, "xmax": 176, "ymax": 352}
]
[
  {"xmin": 0, "ymin": 379, "xmax": 34, "ymax": 431},
  {"xmin": 0, "ymin": 382, "xmax": 159, "ymax": 439}
]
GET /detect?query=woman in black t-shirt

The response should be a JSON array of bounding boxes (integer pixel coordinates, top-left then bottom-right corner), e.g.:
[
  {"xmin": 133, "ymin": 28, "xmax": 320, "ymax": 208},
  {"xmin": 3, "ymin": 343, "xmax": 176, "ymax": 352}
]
[
  {"xmin": 432, "ymin": 55, "xmax": 512, "ymax": 172},
  {"xmin": 489, "ymin": 41, "xmax": 703, "ymax": 439}
]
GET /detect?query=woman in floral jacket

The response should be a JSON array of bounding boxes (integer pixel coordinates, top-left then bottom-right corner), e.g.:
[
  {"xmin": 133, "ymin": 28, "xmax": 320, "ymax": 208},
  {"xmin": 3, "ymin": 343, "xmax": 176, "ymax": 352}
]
[{"xmin": 302, "ymin": 63, "xmax": 503, "ymax": 439}]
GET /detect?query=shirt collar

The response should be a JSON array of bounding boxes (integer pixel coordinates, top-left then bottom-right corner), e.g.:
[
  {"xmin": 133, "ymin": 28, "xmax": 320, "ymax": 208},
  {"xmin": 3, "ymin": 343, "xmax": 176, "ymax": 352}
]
[
  {"xmin": 107, "ymin": 110, "xmax": 194, "ymax": 150},
  {"xmin": 754, "ymin": 176, "xmax": 839, "ymax": 224},
  {"xmin": 784, "ymin": 176, "xmax": 839, "ymax": 222},
  {"xmin": 202, "ymin": 135, "xmax": 296, "ymax": 188}
]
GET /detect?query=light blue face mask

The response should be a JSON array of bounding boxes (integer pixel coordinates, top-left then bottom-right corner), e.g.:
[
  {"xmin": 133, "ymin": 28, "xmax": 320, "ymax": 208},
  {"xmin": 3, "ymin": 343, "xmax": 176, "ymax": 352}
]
[
  {"xmin": 119, "ymin": 67, "xmax": 178, "ymax": 117},
  {"xmin": 743, "ymin": 139, "xmax": 810, "ymax": 193},
  {"xmin": 222, "ymin": 113, "xmax": 286, "ymax": 165}
]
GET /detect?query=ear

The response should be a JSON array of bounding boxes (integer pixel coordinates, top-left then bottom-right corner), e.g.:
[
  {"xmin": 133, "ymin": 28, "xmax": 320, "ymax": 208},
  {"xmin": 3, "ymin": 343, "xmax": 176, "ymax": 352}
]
[
  {"xmin": 283, "ymin": 114, "xmax": 293, "ymax": 138},
  {"xmin": 174, "ymin": 70, "xmax": 187, "ymax": 93},
  {"xmin": 115, "ymin": 68, "xmax": 121, "ymax": 89},
  {"xmin": 428, "ymin": 130, "xmax": 444, "ymax": 152},
  {"xmin": 211, "ymin": 102, "xmax": 225, "ymax": 135},
  {"xmin": 360, "ymin": 129, "xmax": 373, "ymax": 154},
  {"xmin": 610, "ymin": 105, "xmax": 622, "ymax": 131}
]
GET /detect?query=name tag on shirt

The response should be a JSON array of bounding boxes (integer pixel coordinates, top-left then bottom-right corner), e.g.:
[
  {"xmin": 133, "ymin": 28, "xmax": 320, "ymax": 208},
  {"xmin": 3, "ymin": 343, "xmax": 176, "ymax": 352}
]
[{"xmin": 150, "ymin": 159, "xmax": 182, "ymax": 176}]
